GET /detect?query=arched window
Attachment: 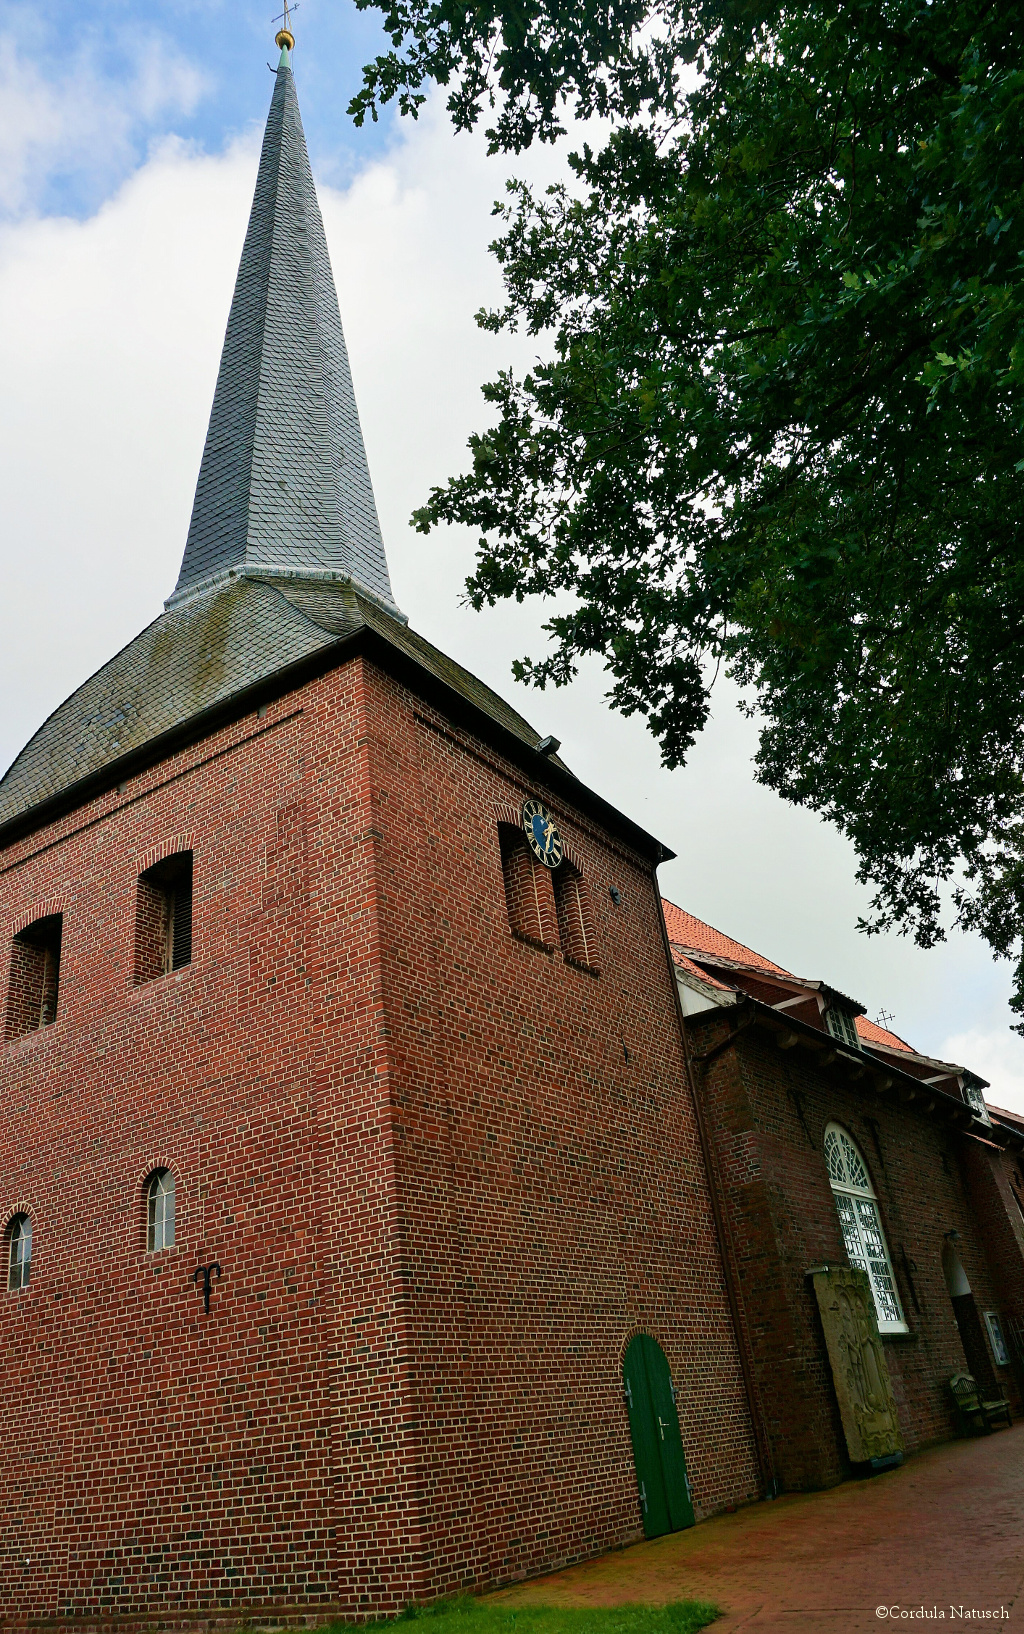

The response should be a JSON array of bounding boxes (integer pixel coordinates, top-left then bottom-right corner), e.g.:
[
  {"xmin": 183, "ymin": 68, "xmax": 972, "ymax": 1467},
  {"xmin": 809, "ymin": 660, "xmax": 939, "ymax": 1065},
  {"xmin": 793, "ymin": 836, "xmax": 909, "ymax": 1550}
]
[
  {"xmin": 823, "ymin": 1124, "xmax": 906, "ymax": 1334},
  {"xmin": 7, "ymin": 1215, "xmax": 31, "ymax": 1291},
  {"xmin": 146, "ymin": 1170, "xmax": 175, "ymax": 1251}
]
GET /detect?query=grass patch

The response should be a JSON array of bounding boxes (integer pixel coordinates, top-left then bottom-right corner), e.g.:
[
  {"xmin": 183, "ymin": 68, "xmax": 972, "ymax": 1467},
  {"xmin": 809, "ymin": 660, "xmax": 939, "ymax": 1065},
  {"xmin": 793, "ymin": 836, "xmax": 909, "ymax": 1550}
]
[{"xmin": 317, "ymin": 1595, "xmax": 720, "ymax": 1634}]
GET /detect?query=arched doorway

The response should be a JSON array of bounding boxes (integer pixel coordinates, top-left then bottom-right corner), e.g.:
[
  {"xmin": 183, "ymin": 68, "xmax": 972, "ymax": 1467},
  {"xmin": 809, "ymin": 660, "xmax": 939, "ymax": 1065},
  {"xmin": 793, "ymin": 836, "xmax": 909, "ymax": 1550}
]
[
  {"xmin": 622, "ymin": 1334, "xmax": 695, "ymax": 1538},
  {"xmin": 942, "ymin": 1240, "xmax": 998, "ymax": 1393}
]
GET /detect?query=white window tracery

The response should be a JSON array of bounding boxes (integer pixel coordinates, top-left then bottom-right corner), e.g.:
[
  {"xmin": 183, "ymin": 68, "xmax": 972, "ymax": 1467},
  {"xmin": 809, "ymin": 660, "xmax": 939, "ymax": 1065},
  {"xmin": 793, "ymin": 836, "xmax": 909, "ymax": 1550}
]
[
  {"xmin": 7, "ymin": 1215, "xmax": 31, "ymax": 1291},
  {"xmin": 147, "ymin": 1170, "xmax": 175, "ymax": 1252},
  {"xmin": 823, "ymin": 1124, "xmax": 907, "ymax": 1334}
]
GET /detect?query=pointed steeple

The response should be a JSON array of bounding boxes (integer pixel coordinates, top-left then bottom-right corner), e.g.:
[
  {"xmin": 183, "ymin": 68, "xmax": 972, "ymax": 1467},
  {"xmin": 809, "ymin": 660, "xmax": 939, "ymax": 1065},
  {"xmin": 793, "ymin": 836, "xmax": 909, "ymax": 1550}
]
[{"xmin": 170, "ymin": 38, "xmax": 398, "ymax": 613}]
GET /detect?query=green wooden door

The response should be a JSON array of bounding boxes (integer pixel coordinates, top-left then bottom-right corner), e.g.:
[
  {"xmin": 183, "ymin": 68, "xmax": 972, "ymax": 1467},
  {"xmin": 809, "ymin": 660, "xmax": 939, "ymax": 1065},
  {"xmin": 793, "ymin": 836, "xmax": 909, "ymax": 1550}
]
[{"xmin": 623, "ymin": 1334, "xmax": 696, "ymax": 1538}]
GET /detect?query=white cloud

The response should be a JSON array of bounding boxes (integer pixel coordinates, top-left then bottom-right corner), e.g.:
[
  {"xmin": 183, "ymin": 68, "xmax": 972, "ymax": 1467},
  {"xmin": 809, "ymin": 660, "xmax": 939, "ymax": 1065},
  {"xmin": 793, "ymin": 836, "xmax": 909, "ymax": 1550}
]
[
  {"xmin": 0, "ymin": 31, "xmax": 208, "ymax": 216},
  {"xmin": 940, "ymin": 1028, "xmax": 1024, "ymax": 1118},
  {"xmin": 0, "ymin": 87, "xmax": 1019, "ymax": 1084}
]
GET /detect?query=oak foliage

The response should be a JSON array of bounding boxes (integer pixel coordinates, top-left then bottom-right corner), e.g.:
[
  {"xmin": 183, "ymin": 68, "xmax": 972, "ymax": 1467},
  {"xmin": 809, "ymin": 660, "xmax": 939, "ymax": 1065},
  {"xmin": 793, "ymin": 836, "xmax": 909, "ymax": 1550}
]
[{"xmin": 351, "ymin": 0, "xmax": 1024, "ymax": 1022}]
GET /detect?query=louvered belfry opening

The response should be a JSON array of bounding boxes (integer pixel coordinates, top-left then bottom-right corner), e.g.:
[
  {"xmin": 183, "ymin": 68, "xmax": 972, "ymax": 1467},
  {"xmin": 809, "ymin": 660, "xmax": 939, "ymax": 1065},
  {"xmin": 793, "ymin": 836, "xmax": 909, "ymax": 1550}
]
[
  {"xmin": 4, "ymin": 914, "xmax": 63, "ymax": 1041},
  {"xmin": 135, "ymin": 853, "xmax": 194, "ymax": 983}
]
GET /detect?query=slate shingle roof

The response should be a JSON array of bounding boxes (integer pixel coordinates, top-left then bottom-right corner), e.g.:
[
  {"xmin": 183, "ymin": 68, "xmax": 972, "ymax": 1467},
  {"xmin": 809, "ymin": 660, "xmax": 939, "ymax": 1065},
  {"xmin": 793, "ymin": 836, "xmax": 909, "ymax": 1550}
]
[
  {"xmin": 0, "ymin": 46, "xmax": 667, "ymax": 872},
  {"xmin": 172, "ymin": 55, "xmax": 395, "ymax": 610},
  {"xmin": 0, "ymin": 578, "xmax": 568, "ymax": 833}
]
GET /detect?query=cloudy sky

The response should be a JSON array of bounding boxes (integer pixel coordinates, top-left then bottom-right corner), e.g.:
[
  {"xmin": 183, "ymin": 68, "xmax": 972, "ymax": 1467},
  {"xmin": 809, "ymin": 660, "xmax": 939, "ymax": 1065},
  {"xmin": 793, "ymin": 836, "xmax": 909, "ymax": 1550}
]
[{"xmin": 3, "ymin": 0, "xmax": 1023, "ymax": 1109}]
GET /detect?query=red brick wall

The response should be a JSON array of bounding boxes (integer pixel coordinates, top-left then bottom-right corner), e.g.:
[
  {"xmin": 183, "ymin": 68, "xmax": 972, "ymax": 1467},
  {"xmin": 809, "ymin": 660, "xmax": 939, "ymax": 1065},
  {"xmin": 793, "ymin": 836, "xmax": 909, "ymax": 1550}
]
[
  {"xmin": 354, "ymin": 668, "xmax": 760, "ymax": 1601},
  {"xmin": 0, "ymin": 651, "xmax": 758, "ymax": 1621},
  {"xmin": 0, "ymin": 698, "xmax": 337, "ymax": 1619},
  {"xmin": 691, "ymin": 1012, "xmax": 1023, "ymax": 1490},
  {"xmin": 4, "ymin": 915, "xmax": 62, "ymax": 1041},
  {"xmin": 960, "ymin": 1143, "xmax": 1024, "ymax": 1381}
]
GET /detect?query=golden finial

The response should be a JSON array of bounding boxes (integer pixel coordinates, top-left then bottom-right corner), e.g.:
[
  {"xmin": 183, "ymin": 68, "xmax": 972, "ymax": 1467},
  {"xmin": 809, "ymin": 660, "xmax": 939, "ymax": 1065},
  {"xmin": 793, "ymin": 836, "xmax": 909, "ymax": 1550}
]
[{"xmin": 274, "ymin": 1, "xmax": 297, "ymax": 52}]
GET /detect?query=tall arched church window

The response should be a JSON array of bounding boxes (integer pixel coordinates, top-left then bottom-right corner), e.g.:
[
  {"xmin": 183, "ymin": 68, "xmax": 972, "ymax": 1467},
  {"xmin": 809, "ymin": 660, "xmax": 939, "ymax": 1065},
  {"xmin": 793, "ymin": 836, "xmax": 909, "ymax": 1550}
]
[
  {"xmin": 146, "ymin": 1170, "xmax": 176, "ymax": 1251},
  {"xmin": 823, "ymin": 1123, "xmax": 907, "ymax": 1334},
  {"xmin": 7, "ymin": 1215, "xmax": 31, "ymax": 1291}
]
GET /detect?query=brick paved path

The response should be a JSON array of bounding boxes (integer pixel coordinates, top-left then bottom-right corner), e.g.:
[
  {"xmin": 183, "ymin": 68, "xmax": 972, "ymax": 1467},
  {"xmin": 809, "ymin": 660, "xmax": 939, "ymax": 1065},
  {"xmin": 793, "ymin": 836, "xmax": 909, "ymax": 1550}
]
[{"xmin": 495, "ymin": 1425, "xmax": 1024, "ymax": 1631}]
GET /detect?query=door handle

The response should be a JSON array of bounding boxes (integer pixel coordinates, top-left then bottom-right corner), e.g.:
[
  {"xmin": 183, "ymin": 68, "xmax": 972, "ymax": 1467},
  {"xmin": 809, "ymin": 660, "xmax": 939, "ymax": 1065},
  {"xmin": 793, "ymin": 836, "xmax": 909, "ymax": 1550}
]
[{"xmin": 657, "ymin": 1415, "xmax": 668, "ymax": 1440}]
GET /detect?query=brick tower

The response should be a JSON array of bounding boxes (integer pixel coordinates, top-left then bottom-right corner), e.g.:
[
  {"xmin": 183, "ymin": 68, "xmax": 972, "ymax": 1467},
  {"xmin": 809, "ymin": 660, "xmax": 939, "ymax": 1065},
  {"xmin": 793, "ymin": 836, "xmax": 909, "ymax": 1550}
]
[{"xmin": 0, "ymin": 30, "xmax": 759, "ymax": 1623}]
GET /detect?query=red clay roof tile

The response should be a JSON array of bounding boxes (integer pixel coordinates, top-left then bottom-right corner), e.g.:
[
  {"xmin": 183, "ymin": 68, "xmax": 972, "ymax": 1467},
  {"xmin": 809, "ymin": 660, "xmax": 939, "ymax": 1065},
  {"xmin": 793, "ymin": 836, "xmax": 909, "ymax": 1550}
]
[
  {"xmin": 661, "ymin": 900, "xmax": 791, "ymax": 975},
  {"xmin": 855, "ymin": 1014, "xmax": 913, "ymax": 1053},
  {"xmin": 662, "ymin": 897, "xmax": 917, "ymax": 1054}
]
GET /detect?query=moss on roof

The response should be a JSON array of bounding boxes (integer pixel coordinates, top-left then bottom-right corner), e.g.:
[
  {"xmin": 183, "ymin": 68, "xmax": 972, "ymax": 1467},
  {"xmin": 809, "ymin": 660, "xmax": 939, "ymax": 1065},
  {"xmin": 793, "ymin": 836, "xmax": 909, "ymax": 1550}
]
[{"xmin": 0, "ymin": 576, "xmax": 567, "ymax": 837}]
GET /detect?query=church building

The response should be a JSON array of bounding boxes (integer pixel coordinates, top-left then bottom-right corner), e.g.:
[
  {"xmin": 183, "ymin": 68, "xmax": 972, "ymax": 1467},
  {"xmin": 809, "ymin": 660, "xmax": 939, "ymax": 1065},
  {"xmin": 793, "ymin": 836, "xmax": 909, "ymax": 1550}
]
[
  {"xmin": 0, "ymin": 33, "xmax": 761, "ymax": 1622},
  {"xmin": 666, "ymin": 903, "xmax": 1024, "ymax": 1492}
]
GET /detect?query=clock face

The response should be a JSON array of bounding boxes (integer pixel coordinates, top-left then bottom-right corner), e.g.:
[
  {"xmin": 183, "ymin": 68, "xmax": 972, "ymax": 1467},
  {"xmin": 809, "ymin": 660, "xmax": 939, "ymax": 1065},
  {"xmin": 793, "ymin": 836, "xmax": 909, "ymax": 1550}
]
[{"xmin": 522, "ymin": 799, "xmax": 564, "ymax": 869}]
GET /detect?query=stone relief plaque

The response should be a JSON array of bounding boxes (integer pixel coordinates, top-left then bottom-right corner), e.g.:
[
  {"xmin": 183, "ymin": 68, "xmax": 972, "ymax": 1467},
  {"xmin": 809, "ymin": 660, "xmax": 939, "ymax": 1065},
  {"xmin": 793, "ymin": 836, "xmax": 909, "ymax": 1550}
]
[{"xmin": 811, "ymin": 1266, "xmax": 904, "ymax": 1464}]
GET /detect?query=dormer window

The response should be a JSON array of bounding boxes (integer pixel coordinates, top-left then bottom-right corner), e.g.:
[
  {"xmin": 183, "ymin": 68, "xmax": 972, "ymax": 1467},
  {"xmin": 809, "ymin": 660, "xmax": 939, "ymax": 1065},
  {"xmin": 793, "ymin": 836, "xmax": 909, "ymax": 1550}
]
[
  {"xmin": 962, "ymin": 1078, "xmax": 991, "ymax": 1125},
  {"xmin": 825, "ymin": 1005, "xmax": 861, "ymax": 1051}
]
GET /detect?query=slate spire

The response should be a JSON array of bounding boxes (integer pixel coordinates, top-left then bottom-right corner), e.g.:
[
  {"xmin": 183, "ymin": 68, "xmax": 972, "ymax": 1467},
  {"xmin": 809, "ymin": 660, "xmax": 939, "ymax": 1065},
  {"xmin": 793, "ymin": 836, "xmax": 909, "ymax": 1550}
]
[{"xmin": 170, "ymin": 36, "xmax": 397, "ymax": 612}]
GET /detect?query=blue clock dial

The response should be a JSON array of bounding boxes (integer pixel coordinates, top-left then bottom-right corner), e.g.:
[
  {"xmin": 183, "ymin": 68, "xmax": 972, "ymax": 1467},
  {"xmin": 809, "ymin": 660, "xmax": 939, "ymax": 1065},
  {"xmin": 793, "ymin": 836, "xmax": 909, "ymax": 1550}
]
[{"xmin": 521, "ymin": 799, "xmax": 564, "ymax": 869}]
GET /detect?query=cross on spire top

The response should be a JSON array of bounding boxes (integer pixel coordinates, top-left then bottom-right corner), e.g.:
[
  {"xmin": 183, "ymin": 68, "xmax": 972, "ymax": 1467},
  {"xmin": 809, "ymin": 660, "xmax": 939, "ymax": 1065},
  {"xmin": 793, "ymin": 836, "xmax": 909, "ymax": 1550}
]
[{"xmin": 274, "ymin": 1, "xmax": 298, "ymax": 51}]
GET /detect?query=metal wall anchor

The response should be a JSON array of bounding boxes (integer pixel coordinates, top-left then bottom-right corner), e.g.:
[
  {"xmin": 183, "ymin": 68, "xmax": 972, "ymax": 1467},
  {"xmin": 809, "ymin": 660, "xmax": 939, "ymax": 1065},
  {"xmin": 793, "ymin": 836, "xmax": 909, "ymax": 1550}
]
[{"xmin": 193, "ymin": 1262, "xmax": 222, "ymax": 1314}]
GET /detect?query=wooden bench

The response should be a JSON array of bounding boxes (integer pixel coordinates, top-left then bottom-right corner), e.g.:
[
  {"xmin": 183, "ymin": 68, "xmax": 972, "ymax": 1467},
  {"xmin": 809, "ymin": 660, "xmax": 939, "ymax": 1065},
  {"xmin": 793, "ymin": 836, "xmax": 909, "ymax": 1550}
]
[{"xmin": 949, "ymin": 1372, "xmax": 1013, "ymax": 1434}]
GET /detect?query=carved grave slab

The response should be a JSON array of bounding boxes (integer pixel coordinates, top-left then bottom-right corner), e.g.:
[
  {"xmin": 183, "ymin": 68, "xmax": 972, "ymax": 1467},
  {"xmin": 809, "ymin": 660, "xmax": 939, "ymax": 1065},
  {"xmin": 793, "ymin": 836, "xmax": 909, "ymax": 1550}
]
[{"xmin": 812, "ymin": 1266, "xmax": 904, "ymax": 1463}]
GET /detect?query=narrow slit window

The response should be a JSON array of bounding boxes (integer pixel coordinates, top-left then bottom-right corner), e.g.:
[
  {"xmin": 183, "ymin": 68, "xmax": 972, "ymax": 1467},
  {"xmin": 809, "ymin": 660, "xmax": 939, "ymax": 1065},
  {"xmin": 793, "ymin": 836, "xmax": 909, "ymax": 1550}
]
[
  {"xmin": 147, "ymin": 1170, "xmax": 176, "ymax": 1251},
  {"xmin": 135, "ymin": 853, "xmax": 193, "ymax": 984},
  {"xmin": 5, "ymin": 914, "xmax": 63, "ymax": 1041},
  {"xmin": 7, "ymin": 1215, "xmax": 31, "ymax": 1291}
]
